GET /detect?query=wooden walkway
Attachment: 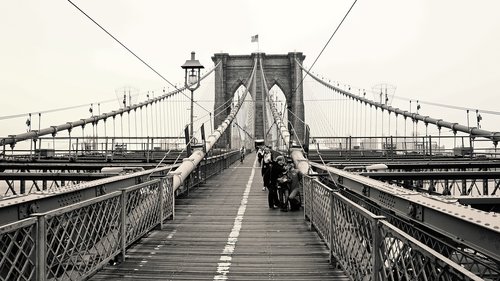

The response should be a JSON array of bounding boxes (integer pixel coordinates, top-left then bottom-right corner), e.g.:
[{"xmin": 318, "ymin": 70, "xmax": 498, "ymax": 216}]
[{"xmin": 90, "ymin": 153, "xmax": 348, "ymax": 281}]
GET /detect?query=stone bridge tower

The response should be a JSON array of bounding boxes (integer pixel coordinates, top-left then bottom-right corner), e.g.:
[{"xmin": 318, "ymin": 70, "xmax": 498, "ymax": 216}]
[{"xmin": 212, "ymin": 52, "xmax": 305, "ymax": 148}]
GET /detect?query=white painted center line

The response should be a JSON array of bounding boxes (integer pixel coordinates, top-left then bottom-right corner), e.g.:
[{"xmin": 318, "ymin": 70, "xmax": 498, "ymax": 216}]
[{"xmin": 213, "ymin": 158, "xmax": 256, "ymax": 281}]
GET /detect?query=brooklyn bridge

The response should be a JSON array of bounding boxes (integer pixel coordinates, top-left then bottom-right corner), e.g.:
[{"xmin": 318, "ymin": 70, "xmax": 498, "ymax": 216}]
[{"xmin": 1, "ymin": 1, "xmax": 499, "ymax": 281}]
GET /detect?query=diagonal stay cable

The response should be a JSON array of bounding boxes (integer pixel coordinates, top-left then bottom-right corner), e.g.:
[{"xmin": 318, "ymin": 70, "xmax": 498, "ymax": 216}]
[
  {"xmin": 67, "ymin": 0, "xmax": 176, "ymax": 88},
  {"xmin": 67, "ymin": 0, "xmax": 212, "ymax": 114},
  {"xmin": 292, "ymin": 0, "xmax": 358, "ymax": 94}
]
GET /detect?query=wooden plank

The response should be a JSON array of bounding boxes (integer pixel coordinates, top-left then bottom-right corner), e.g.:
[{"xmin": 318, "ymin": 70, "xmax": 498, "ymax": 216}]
[{"xmin": 90, "ymin": 154, "xmax": 348, "ymax": 280}]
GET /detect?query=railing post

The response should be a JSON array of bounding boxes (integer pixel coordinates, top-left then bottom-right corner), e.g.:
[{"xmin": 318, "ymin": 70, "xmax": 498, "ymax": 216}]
[
  {"xmin": 169, "ymin": 175, "xmax": 175, "ymax": 220},
  {"xmin": 20, "ymin": 180, "xmax": 26, "ymax": 195},
  {"xmin": 329, "ymin": 191, "xmax": 334, "ymax": 264},
  {"xmin": 196, "ymin": 166, "xmax": 201, "ymax": 187},
  {"xmin": 309, "ymin": 180, "xmax": 314, "ymax": 231},
  {"xmin": 146, "ymin": 138, "xmax": 150, "ymax": 162},
  {"xmin": 303, "ymin": 176, "xmax": 307, "ymax": 221},
  {"xmin": 75, "ymin": 138, "xmax": 79, "ymax": 160},
  {"xmin": 167, "ymin": 173, "xmax": 177, "ymax": 220},
  {"xmin": 38, "ymin": 138, "xmax": 42, "ymax": 160},
  {"xmin": 469, "ymin": 135, "xmax": 473, "ymax": 159},
  {"xmin": 104, "ymin": 137, "xmax": 108, "ymax": 161},
  {"xmin": 120, "ymin": 189, "xmax": 127, "ymax": 262},
  {"xmin": 429, "ymin": 135, "xmax": 432, "ymax": 159},
  {"xmin": 68, "ymin": 135, "xmax": 72, "ymax": 157},
  {"xmin": 158, "ymin": 178, "xmax": 164, "ymax": 230},
  {"xmin": 2, "ymin": 141, "xmax": 5, "ymax": 160},
  {"xmin": 35, "ymin": 214, "xmax": 47, "ymax": 281},
  {"xmin": 390, "ymin": 136, "xmax": 394, "ymax": 161},
  {"xmin": 172, "ymin": 177, "xmax": 176, "ymax": 220},
  {"xmin": 186, "ymin": 174, "xmax": 190, "ymax": 197},
  {"xmin": 42, "ymin": 169, "xmax": 47, "ymax": 190},
  {"xmin": 111, "ymin": 138, "xmax": 115, "ymax": 161},
  {"xmin": 372, "ymin": 219, "xmax": 382, "ymax": 281},
  {"xmin": 348, "ymin": 136, "xmax": 352, "ymax": 161}
]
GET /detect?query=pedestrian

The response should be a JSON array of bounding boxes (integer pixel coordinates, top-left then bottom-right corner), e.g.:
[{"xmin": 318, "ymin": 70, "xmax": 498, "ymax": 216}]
[
  {"xmin": 261, "ymin": 149, "xmax": 272, "ymax": 191},
  {"xmin": 268, "ymin": 155, "xmax": 286, "ymax": 209},
  {"xmin": 256, "ymin": 146, "xmax": 264, "ymax": 166},
  {"xmin": 287, "ymin": 167, "xmax": 302, "ymax": 211},
  {"xmin": 240, "ymin": 146, "xmax": 245, "ymax": 162}
]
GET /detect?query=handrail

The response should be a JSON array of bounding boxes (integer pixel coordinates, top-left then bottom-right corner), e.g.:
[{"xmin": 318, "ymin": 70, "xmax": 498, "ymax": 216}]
[{"xmin": 258, "ymin": 57, "xmax": 290, "ymax": 149}]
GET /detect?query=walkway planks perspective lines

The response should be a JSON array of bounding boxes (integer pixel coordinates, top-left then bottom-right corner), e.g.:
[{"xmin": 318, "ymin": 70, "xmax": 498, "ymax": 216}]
[{"xmin": 90, "ymin": 153, "xmax": 348, "ymax": 281}]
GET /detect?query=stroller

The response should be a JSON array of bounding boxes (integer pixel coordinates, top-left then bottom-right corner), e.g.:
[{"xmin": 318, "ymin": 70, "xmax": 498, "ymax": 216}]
[{"xmin": 276, "ymin": 168, "xmax": 302, "ymax": 211}]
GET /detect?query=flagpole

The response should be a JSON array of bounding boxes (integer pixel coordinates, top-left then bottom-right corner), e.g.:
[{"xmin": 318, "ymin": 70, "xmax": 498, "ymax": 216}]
[{"xmin": 251, "ymin": 34, "xmax": 259, "ymax": 53}]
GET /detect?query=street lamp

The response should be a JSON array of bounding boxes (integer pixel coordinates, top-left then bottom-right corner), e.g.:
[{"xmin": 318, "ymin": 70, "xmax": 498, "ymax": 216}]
[{"xmin": 181, "ymin": 51, "xmax": 204, "ymax": 139}]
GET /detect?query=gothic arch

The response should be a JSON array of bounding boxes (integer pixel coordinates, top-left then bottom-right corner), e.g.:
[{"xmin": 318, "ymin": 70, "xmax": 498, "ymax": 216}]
[{"xmin": 212, "ymin": 52, "xmax": 305, "ymax": 148}]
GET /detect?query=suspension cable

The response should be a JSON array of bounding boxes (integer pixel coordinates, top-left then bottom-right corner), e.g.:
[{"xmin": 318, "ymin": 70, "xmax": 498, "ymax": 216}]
[
  {"xmin": 0, "ymin": 98, "xmax": 115, "ymax": 121},
  {"xmin": 292, "ymin": 0, "xmax": 358, "ymax": 94},
  {"xmin": 259, "ymin": 58, "xmax": 290, "ymax": 149},
  {"xmin": 67, "ymin": 0, "xmax": 219, "ymax": 115},
  {"xmin": 67, "ymin": 0, "xmax": 176, "ymax": 88},
  {"xmin": 391, "ymin": 95, "xmax": 500, "ymax": 116},
  {"xmin": 298, "ymin": 64, "xmax": 500, "ymax": 142}
]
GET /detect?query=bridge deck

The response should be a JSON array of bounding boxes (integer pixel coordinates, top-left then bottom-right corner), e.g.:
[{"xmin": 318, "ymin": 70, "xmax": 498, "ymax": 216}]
[{"xmin": 90, "ymin": 153, "xmax": 348, "ymax": 280}]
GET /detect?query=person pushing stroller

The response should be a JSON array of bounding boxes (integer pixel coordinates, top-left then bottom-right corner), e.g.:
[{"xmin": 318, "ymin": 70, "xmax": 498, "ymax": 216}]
[{"xmin": 268, "ymin": 155, "xmax": 287, "ymax": 209}]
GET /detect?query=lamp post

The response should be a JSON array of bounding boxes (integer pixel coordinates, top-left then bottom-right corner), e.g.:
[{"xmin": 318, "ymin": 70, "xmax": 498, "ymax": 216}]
[{"xmin": 181, "ymin": 51, "xmax": 204, "ymax": 139}]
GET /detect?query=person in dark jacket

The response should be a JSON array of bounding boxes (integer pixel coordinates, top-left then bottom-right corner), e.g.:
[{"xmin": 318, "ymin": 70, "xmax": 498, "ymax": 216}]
[{"xmin": 268, "ymin": 155, "xmax": 286, "ymax": 209}]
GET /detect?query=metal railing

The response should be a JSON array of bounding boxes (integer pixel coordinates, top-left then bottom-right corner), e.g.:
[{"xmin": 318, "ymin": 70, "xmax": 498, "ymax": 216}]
[
  {"xmin": 21, "ymin": 177, "xmax": 172, "ymax": 281},
  {"xmin": 310, "ymin": 135, "xmax": 500, "ymax": 160},
  {"xmin": 0, "ymin": 149, "xmax": 238, "ymax": 281},
  {"xmin": 0, "ymin": 136, "xmax": 188, "ymax": 161},
  {"xmin": 0, "ymin": 218, "xmax": 37, "ymax": 281},
  {"xmin": 175, "ymin": 150, "xmax": 240, "ymax": 196},
  {"xmin": 303, "ymin": 175, "xmax": 483, "ymax": 281}
]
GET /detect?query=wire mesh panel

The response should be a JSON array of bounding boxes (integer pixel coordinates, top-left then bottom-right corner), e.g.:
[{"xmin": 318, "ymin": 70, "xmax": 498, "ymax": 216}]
[
  {"xmin": 303, "ymin": 175, "xmax": 312, "ymax": 220},
  {"xmin": 302, "ymin": 174, "xmax": 484, "ymax": 281},
  {"xmin": 331, "ymin": 192, "xmax": 381, "ymax": 281},
  {"xmin": 43, "ymin": 192, "xmax": 122, "ymax": 281},
  {"xmin": 203, "ymin": 158, "xmax": 218, "ymax": 179},
  {"xmin": 310, "ymin": 179, "xmax": 333, "ymax": 244},
  {"xmin": 0, "ymin": 218, "xmax": 37, "ymax": 281},
  {"xmin": 377, "ymin": 221, "xmax": 482, "ymax": 281},
  {"xmin": 124, "ymin": 180, "xmax": 162, "ymax": 246},
  {"xmin": 162, "ymin": 176, "xmax": 174, "ymax": 220}
]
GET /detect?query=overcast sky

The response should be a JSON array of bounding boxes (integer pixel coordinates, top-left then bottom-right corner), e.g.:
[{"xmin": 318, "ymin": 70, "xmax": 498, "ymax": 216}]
[{"xmin": 1, "ymin": 0, "xmax": 500, "ymax": 136}]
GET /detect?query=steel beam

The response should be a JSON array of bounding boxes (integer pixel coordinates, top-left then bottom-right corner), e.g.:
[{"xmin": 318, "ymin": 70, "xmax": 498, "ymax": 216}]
[
  {"xmin": 325, "ymin": 160, "xmax": 500, "ymax": 170},
  {"xmin": 0, "ymin": 172, "xmax": 107, "ymax": 181},
  {"xmin": 310, "ymin": 161, "xmax": 500, "ymax": 263},
  {"xmin": 362, "ymin": 171, "xmax": 500, "ymax": 180},
  {"xmin": 0, "ymin": 163, "xmax": 179, "ymax": 225}
]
